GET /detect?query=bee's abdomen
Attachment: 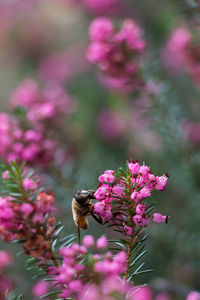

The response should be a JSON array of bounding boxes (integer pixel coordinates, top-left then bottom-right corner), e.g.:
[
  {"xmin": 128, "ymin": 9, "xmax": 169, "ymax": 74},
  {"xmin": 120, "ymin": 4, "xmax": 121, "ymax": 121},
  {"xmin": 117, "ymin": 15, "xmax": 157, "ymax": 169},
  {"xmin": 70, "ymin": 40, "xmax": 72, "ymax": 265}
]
[{"xmin": 75, "ymin": 217, "xmax": 88, "ymax": 230}]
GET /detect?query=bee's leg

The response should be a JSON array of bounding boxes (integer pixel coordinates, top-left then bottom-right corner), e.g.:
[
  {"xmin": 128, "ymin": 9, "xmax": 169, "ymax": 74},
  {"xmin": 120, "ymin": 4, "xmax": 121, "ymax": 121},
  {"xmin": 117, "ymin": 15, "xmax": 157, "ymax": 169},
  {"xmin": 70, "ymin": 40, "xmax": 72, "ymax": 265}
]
[
  {"xmin": 77, "ymin": 227, "xmax": 80, "ymax": 245},
  {"xmin": 91, "ymin": 212, "xmax": 103, "ymax": 225}
]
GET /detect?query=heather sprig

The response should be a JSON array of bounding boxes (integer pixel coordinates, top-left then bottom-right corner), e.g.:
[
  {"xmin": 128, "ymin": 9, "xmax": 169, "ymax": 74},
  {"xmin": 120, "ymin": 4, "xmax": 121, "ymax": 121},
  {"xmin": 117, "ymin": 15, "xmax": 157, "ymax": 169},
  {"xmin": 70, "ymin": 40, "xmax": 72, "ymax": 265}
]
[
  {"xmin": 86, "ymin": 17, "xmax": 146, "ymax": 91},
  {"xmin": 0, "ymin": 161, "xmax": 62, "ymax": 265},
  {"xmin": 0, "ymin": 79, "xmax": 76, "ymax": 167},
  {"xmin": 45, "ymin": 235, "xmax": 132, "ymax": 299},
  {"xmin": 93, "ymin": 160, "xmax": 169, "ymax": 279}
]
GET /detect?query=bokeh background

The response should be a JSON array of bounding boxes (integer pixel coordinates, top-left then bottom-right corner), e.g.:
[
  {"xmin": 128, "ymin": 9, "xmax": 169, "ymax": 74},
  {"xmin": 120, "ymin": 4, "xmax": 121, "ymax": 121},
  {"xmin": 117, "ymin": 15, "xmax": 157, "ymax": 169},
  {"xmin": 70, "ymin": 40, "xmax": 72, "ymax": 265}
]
[{"xmin": 0, "ymin": 0, "xmax": 200, "ymax": 299}]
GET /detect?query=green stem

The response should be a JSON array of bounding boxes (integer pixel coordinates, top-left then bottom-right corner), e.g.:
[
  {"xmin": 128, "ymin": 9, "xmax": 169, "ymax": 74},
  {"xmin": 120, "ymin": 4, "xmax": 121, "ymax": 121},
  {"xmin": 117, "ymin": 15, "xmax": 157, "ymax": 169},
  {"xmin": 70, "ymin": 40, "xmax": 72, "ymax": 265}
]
[{"xmin": 124, "ymin": 177, "xmax": 136, "ymax": 280}]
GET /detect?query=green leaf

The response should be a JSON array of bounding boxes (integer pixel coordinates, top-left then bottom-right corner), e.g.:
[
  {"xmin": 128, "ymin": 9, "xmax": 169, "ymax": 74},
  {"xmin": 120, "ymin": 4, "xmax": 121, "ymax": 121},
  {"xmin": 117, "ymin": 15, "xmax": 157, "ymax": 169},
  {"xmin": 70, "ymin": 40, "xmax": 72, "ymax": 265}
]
[
  {"xmin": 108, "ymin": 240, "xmax": 125, "ymax": 248},
  {"xmin": 50, "ymin": 222, "xmax": 62, "ymax": 236},
  {"xmin": 32, "ymin": 272, "xmax": 47, "ymax": 280},
  {"xmin": 134, "ymin": 269, "xmax": 153, "ymax": 275},
  {"xmin": 113, "ymin": 229, "xmax": 123, "ymax": 233},
  {"xmin": 52, "ymin": 238, "xmax": 58, "ymax": 252},
  {"xmin": 129, "ymin": 262, "xmax": 145, "ymax": 279},
  {"xmin": 54, "ymin": 225, "xmax": 65, "ymax": 237},
  {"xmin": 109, "ymin": 247, "xmax": 121, "ymax": 251},
  {"xmin": 130, "ymin": 250, "xmax": 147, "ymax": 267},
  {"xmin": 16, "ymin": 250, "xmax": 25, "ymax": 257},
  {"xmin": 145, "ymin": 203, "xmax": 155, "ymax": 214},
  {"xmin": 41, "ymin": 291, "xmax": 62, "ymax": 298},
  {"xmin": 57, "ymin": 235, "xmax": 76, "ymax": 249},
  {"xmin": 24, "ymin": 169, "xmax": 34, "ymax": 179}
]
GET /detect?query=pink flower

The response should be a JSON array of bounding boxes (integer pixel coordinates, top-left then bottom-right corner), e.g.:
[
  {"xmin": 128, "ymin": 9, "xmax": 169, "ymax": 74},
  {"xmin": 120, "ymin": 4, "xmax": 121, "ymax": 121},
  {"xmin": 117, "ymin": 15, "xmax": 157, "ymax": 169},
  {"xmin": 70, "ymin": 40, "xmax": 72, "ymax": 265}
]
[
  {"xmin": 115, "ymin": 19, "xmax": 146, "ymax": 52},
  {"xmin": 82, "ymin": 235, "xmax": 95, "ymax": 248},
  {"xmin": 33, "ymin": 213, "xmax": 45, "ymax": 224},
  {"xmin": 134, "ymin": 286, "xmax": 152, "ymax": 300},
  {"xmin": 20, "ymin": 203, "xmax": 34, "ymax": 215},
  {"xmin": 186, "ymin": 292, "xmax": 200, "ymax": 300},
  {"xmin": 94, "ymin": 201, "xmax": 106, "ymax": 214},
  {"xmin": 128, "ymin": 162, "xmax": 140, "ymax": 175},
  {"xmin": 96, "ymin": 236, "xmax": 108, "ymax": 249},
  {"xmin": 89, "ymin": 18, "xmax": 114, "ymax": 42},
  {"xmin": 2, "ymin": 171, "xmax": 10, "ymax": 180},
  {"xmin": 112, "ymin": 185, "xmax": 124, "ymax": 197},
  {"xmin": 23, "ymin": 178, "xmax": 38, "ymax": 190},
  {"xmin": 98, "ymin": 172, "xmax": 115, "ymax": 183},
  {"xmin": 86, "ymin": 42, "xmax": 108, "ymax": 63},
  {"xmin": 139, "ymin": 186, "xmax": 151, "ymax": 199},
  {"xmin": 10, "ymin": 79, "xmax": 38, "ymax": 108},
  {"xmin": 24, "ymin": 130, "xmax": 42, "ymax": 142},
  {"xmin": 113, "ymin": 251, "xmax": 126, "ymax": 265},
  {"xmin": 136, "ymin": 204, "xmax": 146, "ymax": 215},
  {"xmin": 139, "ymin": 165, "xmax": 150, "ymax": 175},
  {"xmin": 124, "ymin": 225, "xmax": 133, "ymax": 235},
  {"xmin": 59, "ymin": 247, "xmax": 73, "ymax": 257},
  {"xmin": 167, "ymin": 27, "xmax": 190, "ymax": 52},
  {"xmin": 155, "ymin": 174, "xmax": 168, "ymax": 191},
  {"xmin": 68, "ymin": 279, "xmax": 82, "ymax": 292},
  {"xmin": 40, "ymin": 102, "xmax": 55, "ymax": 118},
  {"xmin": 103, "ymin": 209, "xmax": 112, "ymax": 221},
  {"xmin": 104, "ymin": 170, "xmax": 115, "ymax": 175},
  {"xmin": 130, "ymin": 191, "xmax": 142, "ymax": 203},
  {"xmin": 0, "ymin": 251, "xmax": 12, "ymax": 268},
  {"xmin": 87, "ymin": 17, "xmax": 146, "ymax": 81},
  {"xmin": 36, "ymin": 192, "xmax": 54, "ymax": 213},
  {"xmin": 0, "ymin": 207, "xmax": 14, "ymax": 220},
  {"xmin": 133, "ymin": 214, "xmax": 148, "ymax": 226},
  {"xmin": 94, "ymin": 186, "xmax": 108, "ymax": 200},
  {"xmin": 153, "ymin": 213, "xmax": 168, "ymax": 224},
  {"xmin": 32, "ymin": 281, "xmax": 49, "ymax": 297}
]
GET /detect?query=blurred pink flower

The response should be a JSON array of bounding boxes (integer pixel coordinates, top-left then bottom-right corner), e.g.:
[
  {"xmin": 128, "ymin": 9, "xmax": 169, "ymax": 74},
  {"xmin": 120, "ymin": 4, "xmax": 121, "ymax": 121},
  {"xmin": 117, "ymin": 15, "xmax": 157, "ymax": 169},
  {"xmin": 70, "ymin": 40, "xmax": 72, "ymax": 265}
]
[
  {"xmin": 82, "ymin": 235, "xmax": 95, "ymax": 248},
  {"xmin": 133, "ymin": 286, "xmax": 153, "ymax": 300},
  {"xmin": 96, "ymin": 236, "xmax": 108, "ymax": 249},
  {"xmin": 0, "ymin": 251, "xmax": 12, "ymax": 269},
  {"xmin": 87, "ymin": 17, "xmax": 146, "ymax": 82},
  {"xmin": 32, "ymin": 280, "xmax": 49, "ymax": 297},
  {"xmin": 163, "ymin": 26, "xmax": 191, "ymax": 70},
  {"xmin": 186, "ymin": 291, "xmax": 200, "ymax": 300}
]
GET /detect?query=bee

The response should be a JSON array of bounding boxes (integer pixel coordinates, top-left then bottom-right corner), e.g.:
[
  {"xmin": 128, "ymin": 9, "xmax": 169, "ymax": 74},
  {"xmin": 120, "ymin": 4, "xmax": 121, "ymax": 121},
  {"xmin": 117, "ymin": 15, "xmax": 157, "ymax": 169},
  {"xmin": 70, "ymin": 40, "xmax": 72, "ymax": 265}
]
[{"xmin": 72, "ymin": 189, "xmax": 102, "ymax": 243}]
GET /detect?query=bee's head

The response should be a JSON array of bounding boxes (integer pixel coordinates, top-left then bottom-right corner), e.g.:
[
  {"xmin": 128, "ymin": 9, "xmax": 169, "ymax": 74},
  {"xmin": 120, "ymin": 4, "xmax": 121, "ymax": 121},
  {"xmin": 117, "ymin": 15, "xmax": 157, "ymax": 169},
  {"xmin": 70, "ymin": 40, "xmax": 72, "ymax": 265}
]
[{"xmin": 74, "ymin": 189, "xmax": 95, "ymax": 204}]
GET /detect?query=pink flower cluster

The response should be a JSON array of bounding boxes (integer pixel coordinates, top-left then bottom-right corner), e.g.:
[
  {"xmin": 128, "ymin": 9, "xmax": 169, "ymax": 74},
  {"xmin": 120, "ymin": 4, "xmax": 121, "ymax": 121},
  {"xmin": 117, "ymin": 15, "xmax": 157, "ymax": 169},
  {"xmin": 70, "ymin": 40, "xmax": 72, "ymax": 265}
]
[
  {"xmin": 0, "ymin": 79, "xmax": 76, "ymax": 165},
  {"xmin": 0, "ymin": 112, "xmax": 56, "ymax": 165},
  {"xmin": 0, "ymin": 171, "xmax": 56, "ymax": 261},
  {"xmin": 164, "ymin": 26, "xmax": 200, "ymax": 87},
  {"xmin": 87, "ymin": 17, "xmax": 146, "ymax": 82},
  {"xmin": 32, "ymin": 280, "xmax": 49, "ymax": 298},
  {"xmin": 186, "ymin": 291, "xmax": 200, "ymax": 300},
  {"xmin": 48, "ymin": 235, "xmax": 139, "ymax": 299},
  {"xmin": 94, "ymin": 161, "xmax": 168, "ymax": 231},
  {"xmin": 10, "ymin": 78, "xmax": 76, "ymax": 126}
]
